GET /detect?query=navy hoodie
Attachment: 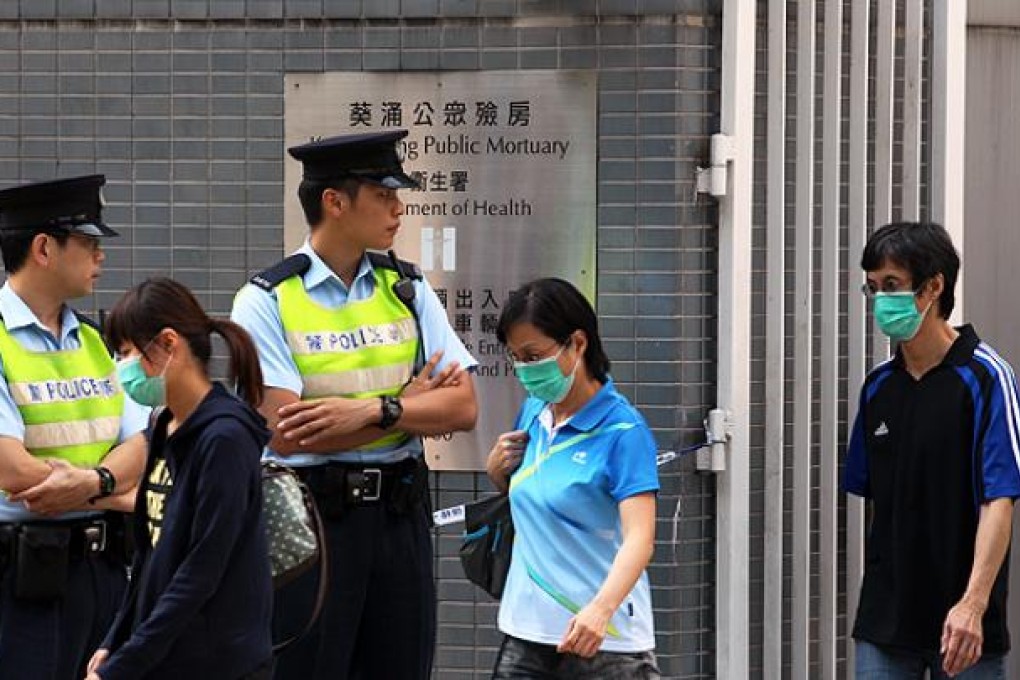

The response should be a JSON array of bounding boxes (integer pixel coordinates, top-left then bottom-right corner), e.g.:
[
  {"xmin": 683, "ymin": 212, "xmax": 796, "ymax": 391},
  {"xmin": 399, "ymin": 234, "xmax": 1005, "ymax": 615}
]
[{"xmin": 99, "ymin": 383, "xmax": 272, "ymax": 680}]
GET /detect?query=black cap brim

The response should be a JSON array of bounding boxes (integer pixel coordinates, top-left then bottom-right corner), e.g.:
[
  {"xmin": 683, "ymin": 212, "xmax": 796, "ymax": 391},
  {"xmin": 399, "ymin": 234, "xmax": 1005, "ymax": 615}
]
[
  {"xmin": 358, "ymin": 172, "xmax": 421, "ymax": 190},
  {"xmin": 67, "ymin": 222, "xmax": 118, "ymax": 238}
]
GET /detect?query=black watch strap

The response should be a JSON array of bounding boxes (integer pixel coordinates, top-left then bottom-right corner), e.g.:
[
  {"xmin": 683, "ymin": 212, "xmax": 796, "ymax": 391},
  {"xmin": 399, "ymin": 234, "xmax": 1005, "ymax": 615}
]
[
  {"xmin": 378, "ymin": 395, "xmax": 403, "ymax": 430},
  {"xmin": 94, "ymin": 466, "xmax": 116, "ymax": 498}
]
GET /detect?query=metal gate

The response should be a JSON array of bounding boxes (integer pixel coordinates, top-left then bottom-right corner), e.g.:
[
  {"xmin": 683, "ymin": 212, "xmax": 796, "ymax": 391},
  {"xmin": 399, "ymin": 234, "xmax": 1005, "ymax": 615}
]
[{"xmin": 708, "ymin": 1, "xmax": 966, "ymax": 676}]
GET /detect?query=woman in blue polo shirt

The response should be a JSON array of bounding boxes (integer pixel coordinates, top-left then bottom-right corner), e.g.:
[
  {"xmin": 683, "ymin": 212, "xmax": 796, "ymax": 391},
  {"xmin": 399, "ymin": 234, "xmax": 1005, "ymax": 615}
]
[{"xmin": 486, "ymin": 278, "xmax": 660, "ymax": 679}]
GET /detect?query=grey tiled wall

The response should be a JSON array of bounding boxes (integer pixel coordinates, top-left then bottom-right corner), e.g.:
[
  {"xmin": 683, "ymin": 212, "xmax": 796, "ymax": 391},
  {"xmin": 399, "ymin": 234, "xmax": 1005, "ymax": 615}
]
[{"xmin": 0, "ymin": 3, "xmax": 721, "ymax": 677}]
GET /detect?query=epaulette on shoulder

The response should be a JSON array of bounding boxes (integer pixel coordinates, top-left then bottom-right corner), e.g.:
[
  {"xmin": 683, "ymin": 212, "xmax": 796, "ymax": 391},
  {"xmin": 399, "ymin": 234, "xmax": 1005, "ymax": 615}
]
[
  {"xmin": 249, "ymin": 254, "xmax": 312, "ymax": 292},
  {"xmin": 367, "ymin": 251, "xmax": 423, "ymax": 280}
]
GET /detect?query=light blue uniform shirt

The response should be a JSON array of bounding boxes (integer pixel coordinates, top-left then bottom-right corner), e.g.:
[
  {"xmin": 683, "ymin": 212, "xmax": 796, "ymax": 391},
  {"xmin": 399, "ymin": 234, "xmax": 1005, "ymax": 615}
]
[
  {"xmin": 498, "ymin": 380, "xmax": 660, "ymax": 653},
  {"xmin": 230, "ymin": 242, "xmax": 477, "ymax": 466},
  {"xmin": 0, "ymin": 283, "xmax": 150, "ymax": 523}
]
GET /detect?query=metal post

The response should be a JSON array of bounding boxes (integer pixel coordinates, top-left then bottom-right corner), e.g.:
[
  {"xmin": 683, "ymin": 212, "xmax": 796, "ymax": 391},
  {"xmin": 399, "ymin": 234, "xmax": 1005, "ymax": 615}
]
[
  {"xmin": 791, "ymin": 0, "xmax": 816, "ymax": 675},
  {"xmin": 715, "ymin": 0, "xmax": 755, "ymax": 677},
  {"xmin": 819, "ymin": 0, "xmax": 842, "ymax": 676},
  {"xmin": 872, "ymin": 0, "xmax": 895, "ymax": 363},
  {"xmin": 932, "ymin": 0, "xmax": 967, "ymax": 320},
  {"xmin": 903, "ymin": 0, "xmax": 924, "ymax": 219},
  {"xmin": 763, "ymin": 0, "xmax": 787, "ymax": 677},
  {"xmin": 875, "ymin": 0, "xmax": 895, "ymax": 228},
  {"xmin": 846, "ymin": 0, "xmax": 871, "ymax": 676}
]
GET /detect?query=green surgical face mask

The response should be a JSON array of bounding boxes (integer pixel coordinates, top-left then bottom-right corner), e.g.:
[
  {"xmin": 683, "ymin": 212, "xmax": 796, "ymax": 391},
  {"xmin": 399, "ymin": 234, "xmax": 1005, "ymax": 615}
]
[
  {"xmin": 116, "ymin": 352, "xmax": 169, "ymax": 407},
  {"xmin": 513, "ymin": 344, "xmax": 578, "ymax": 404},
  {"xmin": 873, "ymin": 291, "xmax": 930, "ymax": 342}
]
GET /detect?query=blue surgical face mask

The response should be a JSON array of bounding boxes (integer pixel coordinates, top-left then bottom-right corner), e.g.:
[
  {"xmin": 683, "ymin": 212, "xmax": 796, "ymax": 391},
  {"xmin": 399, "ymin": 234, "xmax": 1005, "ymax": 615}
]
[
  {"xmin": 873, "ymin": 292, "xmax": 931, "ymax": 342},
  {"xmin": 116, "ymin": 350, "xmax": 170, "ymax": 407},
  {"xmin": 513, "ymin": 344, "xmax": 579, "ymax": 404}
]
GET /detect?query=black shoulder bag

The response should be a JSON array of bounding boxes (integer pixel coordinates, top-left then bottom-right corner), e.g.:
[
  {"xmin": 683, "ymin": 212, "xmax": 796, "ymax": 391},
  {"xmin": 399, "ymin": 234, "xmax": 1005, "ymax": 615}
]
[{"xmin": 459, "ymin": 493, "xmax": 515, "ymax": 599}]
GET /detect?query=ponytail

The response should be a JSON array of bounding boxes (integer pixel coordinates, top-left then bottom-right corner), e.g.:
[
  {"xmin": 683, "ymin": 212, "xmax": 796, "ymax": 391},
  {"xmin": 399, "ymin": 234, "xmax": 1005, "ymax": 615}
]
[
  {"xmin": 210, "ymin": 319, "xmax": 264, "ymax": 409},
  {"xmin": 106, "ymin": 277, "xmax": 266, "ymax": 409}
]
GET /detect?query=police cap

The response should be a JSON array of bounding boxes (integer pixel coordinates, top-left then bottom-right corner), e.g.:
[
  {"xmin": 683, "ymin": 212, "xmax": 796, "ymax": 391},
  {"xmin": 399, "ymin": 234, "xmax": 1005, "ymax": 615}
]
[
  {"xmin": 0, "ymin": 174, "xmax": 118, "ymax": 237},
  {"xmin": 288, "ymin": 130, "xmax": 420, "ymax": 190}
]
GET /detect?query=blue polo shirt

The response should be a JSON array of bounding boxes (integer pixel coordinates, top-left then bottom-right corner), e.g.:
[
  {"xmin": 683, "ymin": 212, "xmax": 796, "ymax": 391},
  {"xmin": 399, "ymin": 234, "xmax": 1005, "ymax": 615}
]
[
  {"xmin": 843, "ymin": 325, "xmax": 1020, "ymax": 654},
  {"xmin": 498, "ymin": 379, "xmax": 659, "ymax": 653},
  {"xmin": 230, "ymin": 241, "xmax": 477, "ymax": 466},
  {"xmin": 0, "ymin": 283, "xmax": 149, "ymax": 523}
]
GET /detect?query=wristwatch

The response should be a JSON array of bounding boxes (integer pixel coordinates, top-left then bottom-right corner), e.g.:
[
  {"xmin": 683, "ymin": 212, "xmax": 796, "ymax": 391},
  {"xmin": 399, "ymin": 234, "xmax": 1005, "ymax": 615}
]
[
  {"xmin": 94, "ymin": 466, "xmax": 116, "ymax": 498},
  {"xmin": 378, "ymin": 395, "xmax": 403, "ymax": 430}
]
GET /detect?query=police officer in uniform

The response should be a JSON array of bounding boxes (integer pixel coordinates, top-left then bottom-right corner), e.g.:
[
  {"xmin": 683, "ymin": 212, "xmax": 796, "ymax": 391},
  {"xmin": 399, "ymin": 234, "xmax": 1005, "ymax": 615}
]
[
  {"xmin": 232, "ymin": 130, "xmax": 478, "ymax": 679},
  {"xmin": 0, "ymin": 175, "xmax": 148, "ymax": 679}
]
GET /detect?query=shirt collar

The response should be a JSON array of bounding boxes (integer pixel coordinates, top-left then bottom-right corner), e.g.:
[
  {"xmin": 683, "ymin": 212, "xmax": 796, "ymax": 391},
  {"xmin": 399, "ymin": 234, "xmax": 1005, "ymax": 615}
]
[
  {"xmin": 297, "ymin": 240, "xmax": 375, "ymax": 291},
  {"xmin": 944, "ymin": 324, "xmax": 980, "ymax": 366},
  {"xmin": 557, "ymin": 378, "xmax": 620, "ymax": 433},
  {"xmin": 0, "ymin": 282, "xmax": 80, "ymax": 340},
  {"xmin": 891, "ymin": 323, "xmax": 980, "ymax": 369}
]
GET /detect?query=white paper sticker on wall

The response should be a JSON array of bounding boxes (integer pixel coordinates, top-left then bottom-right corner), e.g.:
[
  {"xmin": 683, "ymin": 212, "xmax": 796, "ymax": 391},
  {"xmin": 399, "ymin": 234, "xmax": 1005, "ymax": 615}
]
[
  {"xmin": 442, "ymin": 226, "xmax": 456, "ymax": 271},
  {"xmin": 420, "ymin": 227, "xmax": 435, "ymax": 271}
]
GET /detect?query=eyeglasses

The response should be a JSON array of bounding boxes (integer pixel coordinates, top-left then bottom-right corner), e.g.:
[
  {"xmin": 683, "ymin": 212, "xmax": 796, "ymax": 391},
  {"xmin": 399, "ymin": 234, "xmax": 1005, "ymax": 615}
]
[
  {"xmin": 507, "ymin": 342, "xmax": 564, "ymax": 365},
  {"xmin": 860, "ymin": 280, "xmax": 924, "ymax": 299}
]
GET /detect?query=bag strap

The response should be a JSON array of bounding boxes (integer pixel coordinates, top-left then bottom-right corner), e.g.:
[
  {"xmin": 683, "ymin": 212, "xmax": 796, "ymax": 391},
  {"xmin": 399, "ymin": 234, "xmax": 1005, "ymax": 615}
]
[
  {"xmin": 271, "ymin": 470, "xmax": 330, "ymax": 655},
  {"xmin": 144, "ymin": 407, "xmax": 172, "ymax": 498},
  {"xmin": 374, "ymin": 249, "xmax": 426, "ymax": 374}
]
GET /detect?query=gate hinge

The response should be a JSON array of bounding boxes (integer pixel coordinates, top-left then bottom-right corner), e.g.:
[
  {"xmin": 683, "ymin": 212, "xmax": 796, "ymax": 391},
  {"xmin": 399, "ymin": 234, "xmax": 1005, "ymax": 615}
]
[
  {"xmin": 695, "ymin": 133, "xmax": 736, "ymax": 198},
  {"xmin": 696, "ymin": 407, "xmax": 732, "ymax": 473}
]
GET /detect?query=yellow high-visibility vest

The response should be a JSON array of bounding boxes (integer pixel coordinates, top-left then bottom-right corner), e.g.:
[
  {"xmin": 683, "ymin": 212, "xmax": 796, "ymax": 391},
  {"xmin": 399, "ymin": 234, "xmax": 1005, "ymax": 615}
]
[
  {"xmin": 277, "ymin": 267, "xmax": 418, "ymax": 450},
  {"xmin": 0, "ymin": 320, "xmax": 122, "ymax": 466}
]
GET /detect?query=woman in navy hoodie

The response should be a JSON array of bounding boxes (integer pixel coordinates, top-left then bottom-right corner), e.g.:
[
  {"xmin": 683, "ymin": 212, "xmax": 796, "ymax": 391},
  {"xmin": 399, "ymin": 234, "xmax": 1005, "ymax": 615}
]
[{"xmin": 85, "ymin": 277, "xmax": 273, "ymax": 680}]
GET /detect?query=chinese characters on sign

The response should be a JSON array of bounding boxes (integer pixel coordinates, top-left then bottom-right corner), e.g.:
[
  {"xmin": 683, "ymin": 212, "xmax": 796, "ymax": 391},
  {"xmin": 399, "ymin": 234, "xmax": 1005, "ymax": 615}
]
[
  {"xmin": 285, "ymin": 71, "xmax": 596, "ymax": 470},
  {"xmin": 348, "ymin": 99, "xmax": 533, "ymax": 128}
]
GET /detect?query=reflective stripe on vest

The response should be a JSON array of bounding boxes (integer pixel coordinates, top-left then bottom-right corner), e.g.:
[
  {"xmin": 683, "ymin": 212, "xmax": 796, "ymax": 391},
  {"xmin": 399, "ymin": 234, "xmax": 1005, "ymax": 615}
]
[
  {"xmin": 0, "ymin": 320, "xmax": 123, "ymax": 467},
  {"xmin": 277, "ymin": 267, "xmax": 417, "ymax": 450}
]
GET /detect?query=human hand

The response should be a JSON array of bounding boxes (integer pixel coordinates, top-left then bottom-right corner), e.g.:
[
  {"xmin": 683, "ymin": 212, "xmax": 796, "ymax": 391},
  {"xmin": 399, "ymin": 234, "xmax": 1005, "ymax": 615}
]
[
  {"xmin": 486, "ymin": 430, "xmax": 527, "ymax": 485},
  {"xmin": 85, "ymin": 648, "xmax": 109, "ymax": 676},
  {"xmin": 277, "ymin": 397, "xmax": 378, "ymax": 448},
  {"xmin": 941, "ymin": 597, "xmax": 985, "ymax": 676},
  {"xmin": 401, "ymin": 351, "xmax": 463, "ymax": 398},
  {"xmin": 557, "ymin": 600, "xmax": 613, "ymax": 658},
  {"xmin": 10, "ymin": 459, "xmax": 98, "ymax": 515}
]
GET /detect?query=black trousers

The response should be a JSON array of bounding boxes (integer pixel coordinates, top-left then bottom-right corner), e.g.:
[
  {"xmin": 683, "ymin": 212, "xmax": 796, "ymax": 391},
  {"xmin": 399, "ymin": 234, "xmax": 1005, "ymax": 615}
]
[
  {"xmin": 0, "ymin": 554, "xmax": 126, "ymax": 680},
  {"xmin": 272, "ymin": 498, "xmax": 436, "ymax": 680}
]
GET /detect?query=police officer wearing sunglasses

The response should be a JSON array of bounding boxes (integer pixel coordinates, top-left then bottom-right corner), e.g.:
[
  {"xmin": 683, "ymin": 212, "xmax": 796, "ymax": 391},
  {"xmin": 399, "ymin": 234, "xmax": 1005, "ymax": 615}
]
[{"xmin": 0, "ymin": 175, "xmax": 148, "ymax": 679}]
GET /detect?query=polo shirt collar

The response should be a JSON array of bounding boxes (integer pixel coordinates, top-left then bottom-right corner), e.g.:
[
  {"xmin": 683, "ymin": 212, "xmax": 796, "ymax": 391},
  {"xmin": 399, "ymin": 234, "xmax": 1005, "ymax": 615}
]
[
  {"xmin": 944, "ymin": 324, "xmax": 980, "ymax": 365},
  {"xmin": 891, "ymin": 323, "xmax": 980, "ymax": 369},
  {"xmin": 0, "ymin": 282, "xmax": 80, "ymax": 342},
  {"xmin": 561, "ymin": 378, "xmax": 619, "ymax": 432},
  {"xmin": 298, "ymin": 240, "xmax": 374, "ymax": 291}
]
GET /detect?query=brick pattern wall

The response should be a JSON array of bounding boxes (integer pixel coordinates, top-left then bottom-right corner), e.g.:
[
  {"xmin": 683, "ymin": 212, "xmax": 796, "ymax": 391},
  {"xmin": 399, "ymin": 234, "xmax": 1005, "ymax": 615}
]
[{"xmin": 0, "ymin": 3, "xmax": 722, "ymax": 677}]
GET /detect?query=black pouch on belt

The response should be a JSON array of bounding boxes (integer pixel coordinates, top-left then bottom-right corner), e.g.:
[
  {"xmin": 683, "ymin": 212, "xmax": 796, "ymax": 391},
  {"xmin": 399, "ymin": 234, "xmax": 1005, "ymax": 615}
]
[
  {"xmin": 0, "ymin": 525, "xmax": 15, "ymax": 574},
  {"xmin": 388, "ymin": 458, "xmax": 429, "ymax": 516},
  {"xmin": 14, "ymin": 525, "xmax": 70, "ymax": 601},
  {"xmin": 303, "ymin": 466, "xmax": 347, "ymax": 521}
]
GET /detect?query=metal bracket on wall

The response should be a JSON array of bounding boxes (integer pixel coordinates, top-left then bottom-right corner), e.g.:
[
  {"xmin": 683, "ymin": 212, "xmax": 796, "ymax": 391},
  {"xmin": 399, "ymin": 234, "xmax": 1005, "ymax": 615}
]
[
  {"xmin": 695, "ymin": 133, "xmax": 736, "ymax": 197},
  {"xmin": 696, "ymin": 408, "xmax": 732, "ymax": 473}
]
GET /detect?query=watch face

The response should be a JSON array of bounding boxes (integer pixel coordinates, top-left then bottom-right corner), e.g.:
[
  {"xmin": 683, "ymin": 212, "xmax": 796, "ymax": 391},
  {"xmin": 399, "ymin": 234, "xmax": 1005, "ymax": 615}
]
[
  {"xmin": 381, "ymin": 396, "xmax": 402, "ymax": 428},
  {"xmin": 97, "ymin": 467, "xmax": 115, "ymax": 495}
]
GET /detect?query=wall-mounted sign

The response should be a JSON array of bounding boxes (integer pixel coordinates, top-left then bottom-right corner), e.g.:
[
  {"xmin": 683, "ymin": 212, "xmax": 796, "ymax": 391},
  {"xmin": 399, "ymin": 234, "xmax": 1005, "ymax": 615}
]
[{"xmin": 285, "ymin": 70, "xmax": 596, "ymax": 470}]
